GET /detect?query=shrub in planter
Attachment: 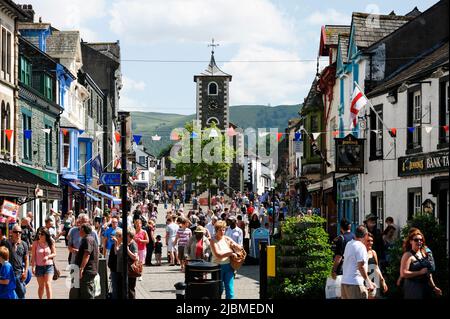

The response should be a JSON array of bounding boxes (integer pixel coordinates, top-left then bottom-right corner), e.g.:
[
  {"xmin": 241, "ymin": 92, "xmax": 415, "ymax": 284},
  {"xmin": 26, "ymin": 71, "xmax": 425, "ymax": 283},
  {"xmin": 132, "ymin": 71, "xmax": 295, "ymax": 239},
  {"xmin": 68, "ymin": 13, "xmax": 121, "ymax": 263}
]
[{"xmin": 268, "ymin": 215, "xmax": 333, "ymax": 299}]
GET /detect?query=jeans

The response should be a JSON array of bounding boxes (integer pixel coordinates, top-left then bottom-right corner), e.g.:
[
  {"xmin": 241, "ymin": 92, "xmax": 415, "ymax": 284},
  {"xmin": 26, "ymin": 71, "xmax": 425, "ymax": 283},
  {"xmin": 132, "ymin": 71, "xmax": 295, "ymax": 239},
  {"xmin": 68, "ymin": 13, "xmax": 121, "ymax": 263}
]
[
  {"xmin": 80, "ymin": 273, "xmax": 96, "ymax": 299},
  {"xmin": 15, "ymin": 275, "xmax": 26, "ymax": 299},
  {"xmin": 219, "ymin": 263, "xmax": 235, "ymax": 299}
]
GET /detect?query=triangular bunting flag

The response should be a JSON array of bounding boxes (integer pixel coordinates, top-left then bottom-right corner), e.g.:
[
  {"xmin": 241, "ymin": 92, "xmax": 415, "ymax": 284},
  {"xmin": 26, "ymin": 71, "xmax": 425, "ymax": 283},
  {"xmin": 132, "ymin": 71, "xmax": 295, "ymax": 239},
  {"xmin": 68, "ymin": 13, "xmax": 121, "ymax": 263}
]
[
  {"xmin": 388, "ymin": 128, "xmax": 397, "ymax": 138},
  {"xmin": 276, "ymin": 133, "xmax": 283, "ymax": 142},
  {"xmin": 333, "ymin": 130, "xmax": 339, "ymax": 137},
  {"xmin": 191, "ymin": 132, "xmax": 199, "ymax": 139},
  {"xmin": 78, "ymin": 130, "xmax": 85, "ymax": 135},
  {"xmin": 61, "ymin": 128, "xmax": 69, "ymax": 136},
  {"xmin": 209, "ymin": 129, "xmax": 219, "ymax": 138},
  {"xmin": 371, "ymin": 130, "xmax": 379, "ymax": 134},
  {"xmin": 96, "ymin": 131, "xmax": 104, "ymax": 136},
  {"xmin": 407, "ymin": 127, "xmax": 415, "ymax": 133},
  {"xmin": 259, "ymin": 131, "xmax": 269, "ymax": 137},
  {"xmin": 227, "ymin": 127, "xmax": 237, "ymax": 137},
  {"xmin": 114, "ymin": 131, "xmax": 121, "ymax": 143},
  {"xmin": 425, "ymin": 126, "xmax": 433, "ymax": 134},
  {"xmin": 4, "ymin": 129, "xmax": 13, "ymax": 141},
  {"xmin": 152, "ymin": 135, "xmax": 161, "ymax": 141},
  {"xmin": 42, "ymin": 128, "xmax": 51, "ymax": 134},
  {"xmin": 133, "ymin": 134, "xmax": 142, "ymax": 144},
  {"xmin": 170, "ymin": 132, "xmax": 180, "ymax": 141},
  {"xmin": 444, "ymin": 125, "xmax": 449, "ymax": 133},
  {"xmin": 312, "ymin": 132, "xmax": 321, "ymax": 140},
  {"xmin": 294, "ymin": 132, "xmax": 302, "ymax": 141},
  {"xmin": 24, "ymin": 130, "xmax": 32, "ymax": 140}
]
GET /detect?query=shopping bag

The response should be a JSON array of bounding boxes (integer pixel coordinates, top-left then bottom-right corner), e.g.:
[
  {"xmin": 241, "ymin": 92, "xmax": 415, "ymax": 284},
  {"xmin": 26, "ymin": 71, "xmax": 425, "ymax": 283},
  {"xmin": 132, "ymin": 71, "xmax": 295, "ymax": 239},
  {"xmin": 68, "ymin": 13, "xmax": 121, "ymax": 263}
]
[{"xmin": 325, "ymin": 275, "xmax": 342, "ymax": 299}]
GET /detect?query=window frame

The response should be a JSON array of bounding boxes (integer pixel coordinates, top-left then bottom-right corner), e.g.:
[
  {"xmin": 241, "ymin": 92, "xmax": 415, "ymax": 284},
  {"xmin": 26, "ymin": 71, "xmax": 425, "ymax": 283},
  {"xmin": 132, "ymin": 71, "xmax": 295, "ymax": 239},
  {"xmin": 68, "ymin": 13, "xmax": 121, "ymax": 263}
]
[
  {"xmin": 407, "ymin": 187, "xmax": 422, "ymax": 220},
  {"xmin": 406, "ymin": 85, "xmax": 422, "ymax": 154},
  {"xmin": 45, "ymin": 124, "xmax": 52, "ymax": 167},
  {"xmin": 62, "ymin": 131, "xmax": 71, "ymax": 169},
  {"xmin": 208, "ymin": 82, "xmax": 218, "ymax": 96},
  {"xmin": 369, "ymin": 104, "xmax": 383, "ymax": 160},
  {"xmin": 22, "ymin": 113, "xmax": 32, "ymax": 161},
  {"xmin": 438, "ymin": 76, "xmax": 449, "ymax": 148}
]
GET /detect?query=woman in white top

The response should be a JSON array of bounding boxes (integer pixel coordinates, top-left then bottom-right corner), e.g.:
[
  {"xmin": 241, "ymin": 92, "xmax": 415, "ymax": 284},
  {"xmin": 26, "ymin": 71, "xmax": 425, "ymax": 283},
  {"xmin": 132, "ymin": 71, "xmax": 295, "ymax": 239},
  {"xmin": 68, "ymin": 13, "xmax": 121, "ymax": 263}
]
[{"xmin": 210, "ymin": 220, "xmax": 240, "ymax": 299}]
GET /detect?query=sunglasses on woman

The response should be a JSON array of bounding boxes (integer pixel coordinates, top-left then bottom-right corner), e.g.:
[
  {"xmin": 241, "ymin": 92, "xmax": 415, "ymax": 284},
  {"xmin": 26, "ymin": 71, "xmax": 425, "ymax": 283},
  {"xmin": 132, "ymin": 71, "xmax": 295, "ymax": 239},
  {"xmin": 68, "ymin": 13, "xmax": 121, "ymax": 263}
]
[{"xmin": 412, "ymin": 238, "xmax": 423, "ymax": 242}]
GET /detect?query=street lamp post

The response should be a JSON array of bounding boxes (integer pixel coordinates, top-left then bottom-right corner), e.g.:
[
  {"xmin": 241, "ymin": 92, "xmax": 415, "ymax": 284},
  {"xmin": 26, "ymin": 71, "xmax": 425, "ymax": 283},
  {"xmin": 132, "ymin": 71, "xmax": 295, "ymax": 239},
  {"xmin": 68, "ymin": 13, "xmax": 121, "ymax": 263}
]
[{"xmin": 118, "ymin": 111, "xmax": 130, "ymax": 299}]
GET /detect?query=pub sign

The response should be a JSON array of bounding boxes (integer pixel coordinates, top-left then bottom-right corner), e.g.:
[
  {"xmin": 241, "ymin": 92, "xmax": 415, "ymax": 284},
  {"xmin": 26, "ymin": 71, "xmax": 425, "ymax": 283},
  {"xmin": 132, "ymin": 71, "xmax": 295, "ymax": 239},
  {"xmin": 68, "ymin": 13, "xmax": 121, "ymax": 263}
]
[{"xmin": 335, "ymin": 134, "xmax": 365, "ymax": 173}]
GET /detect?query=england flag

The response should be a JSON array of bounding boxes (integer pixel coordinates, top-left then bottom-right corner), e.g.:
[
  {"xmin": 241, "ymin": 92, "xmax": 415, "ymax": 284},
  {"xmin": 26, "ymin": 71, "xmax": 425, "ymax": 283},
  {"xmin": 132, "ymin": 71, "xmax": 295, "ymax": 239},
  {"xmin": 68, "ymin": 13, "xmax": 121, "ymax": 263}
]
[{"xmin": 350, "ymin": 85, "xmax": 368, "ymax": 129}]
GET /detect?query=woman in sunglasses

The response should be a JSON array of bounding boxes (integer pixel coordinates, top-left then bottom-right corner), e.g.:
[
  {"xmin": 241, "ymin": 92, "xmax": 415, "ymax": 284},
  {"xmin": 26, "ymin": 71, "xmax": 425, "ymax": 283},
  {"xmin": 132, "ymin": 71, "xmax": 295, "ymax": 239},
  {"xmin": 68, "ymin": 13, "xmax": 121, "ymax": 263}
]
[
  {"xmin": 30, "ymin": 227, "xmax": 56, "ymax": 299},
  {"xmin": 400, "ymin": 228, "xmax": 442, "ymax": 299}
]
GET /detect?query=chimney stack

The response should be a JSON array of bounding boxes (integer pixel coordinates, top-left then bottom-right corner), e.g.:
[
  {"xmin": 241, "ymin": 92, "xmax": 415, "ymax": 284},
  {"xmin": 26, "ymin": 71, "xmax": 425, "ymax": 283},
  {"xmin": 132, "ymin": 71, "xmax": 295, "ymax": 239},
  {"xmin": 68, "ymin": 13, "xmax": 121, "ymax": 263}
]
[{"xmin": 17, "ymin": 4, "xmax": 35, "ymax": 22}]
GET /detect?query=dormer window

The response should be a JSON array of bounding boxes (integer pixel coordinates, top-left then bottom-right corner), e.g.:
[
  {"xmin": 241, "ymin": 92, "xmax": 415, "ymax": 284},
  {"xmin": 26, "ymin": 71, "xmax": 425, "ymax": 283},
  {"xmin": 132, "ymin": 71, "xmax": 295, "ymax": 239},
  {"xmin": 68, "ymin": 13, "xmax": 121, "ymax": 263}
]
[{"xmin": 208, "ymin": 82, "xmax": 218, "ymax": 95}]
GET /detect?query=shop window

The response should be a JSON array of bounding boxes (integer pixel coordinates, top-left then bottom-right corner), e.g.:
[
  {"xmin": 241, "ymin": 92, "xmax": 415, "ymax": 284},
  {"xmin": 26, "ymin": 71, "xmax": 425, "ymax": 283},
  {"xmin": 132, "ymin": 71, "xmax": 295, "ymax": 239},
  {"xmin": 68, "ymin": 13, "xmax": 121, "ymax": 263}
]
[{"xmin": 408, "ymin": 187, "xmax": 422, "ymax": 220}]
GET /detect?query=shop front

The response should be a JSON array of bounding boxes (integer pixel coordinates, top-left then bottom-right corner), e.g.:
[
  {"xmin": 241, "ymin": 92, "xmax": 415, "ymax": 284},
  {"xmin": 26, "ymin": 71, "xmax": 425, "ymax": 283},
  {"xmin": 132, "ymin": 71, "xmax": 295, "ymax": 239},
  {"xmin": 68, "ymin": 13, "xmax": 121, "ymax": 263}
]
[
  {"xmin": 336, "ymin": 174, "xmax": 359, "ymax": 233},
  {"xmin": 0, "ymin": 162, "xmax": 62, "ymax": 228},
  {"xmin": 322, "ymin": 175, "xmax": 337, "ymax": 239}
]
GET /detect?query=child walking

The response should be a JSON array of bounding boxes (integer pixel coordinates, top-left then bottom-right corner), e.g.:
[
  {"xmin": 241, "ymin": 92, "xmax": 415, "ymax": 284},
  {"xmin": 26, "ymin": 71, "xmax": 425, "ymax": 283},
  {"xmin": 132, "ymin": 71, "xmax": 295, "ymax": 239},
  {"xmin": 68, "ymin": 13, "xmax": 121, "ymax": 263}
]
[{"xmin": 154, "ymin": 235, "xmax": 163, "ymax": 266}]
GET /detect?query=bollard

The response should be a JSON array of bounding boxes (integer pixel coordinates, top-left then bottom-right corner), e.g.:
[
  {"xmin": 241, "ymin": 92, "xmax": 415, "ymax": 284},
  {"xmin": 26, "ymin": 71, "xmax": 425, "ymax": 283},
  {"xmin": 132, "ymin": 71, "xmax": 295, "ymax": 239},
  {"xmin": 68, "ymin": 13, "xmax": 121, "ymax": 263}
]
[
  {"xmin": 96, "ymin": 258, "xmax": 108, "ymax": 299},
  {"xmin": 174, "ymin": 282, "xmax": 186, "ymax": 299}
]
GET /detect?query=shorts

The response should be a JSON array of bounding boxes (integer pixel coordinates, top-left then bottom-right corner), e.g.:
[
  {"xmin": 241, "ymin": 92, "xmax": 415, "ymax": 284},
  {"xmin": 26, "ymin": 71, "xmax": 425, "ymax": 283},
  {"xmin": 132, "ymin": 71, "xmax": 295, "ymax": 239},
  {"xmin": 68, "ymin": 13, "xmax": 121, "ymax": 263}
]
[
  {"xmin": 155, "ymin": 253, "xmax": 162, "ymax": 259},
  {"xmin": 138, "ymin": 250, "xmax": 147, "ymax": 263},
  {"xmin": 167, "ymin": 238, "xmax": 177, "ymax": 253},
  {"xmin": 178, "ymin": 246, "xmax": 186, "ymax": 260},
  {"xmin": 35, "ymin": 265, "xmax": 54, "ymax": 277}
]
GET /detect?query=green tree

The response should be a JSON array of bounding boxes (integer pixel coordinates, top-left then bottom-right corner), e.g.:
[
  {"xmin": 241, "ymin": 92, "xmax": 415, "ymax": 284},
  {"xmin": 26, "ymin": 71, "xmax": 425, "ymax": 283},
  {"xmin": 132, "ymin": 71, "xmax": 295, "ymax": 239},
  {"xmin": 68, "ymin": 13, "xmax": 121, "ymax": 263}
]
[{"xmin": 170, "ymin": 121, "xmax": 234, "ymax": 207}]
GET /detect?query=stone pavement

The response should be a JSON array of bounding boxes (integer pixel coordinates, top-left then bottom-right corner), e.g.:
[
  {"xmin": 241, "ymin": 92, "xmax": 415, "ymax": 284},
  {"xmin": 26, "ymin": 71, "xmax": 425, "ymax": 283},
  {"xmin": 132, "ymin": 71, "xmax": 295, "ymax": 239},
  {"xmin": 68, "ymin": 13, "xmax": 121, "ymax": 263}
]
[
  {"xmin": 136, "ymin": 203, "xmax": 260, "ymax": 299},
  {"xmin": 25, "ymin": 203, "xmax": 260, "ymax": 299}
]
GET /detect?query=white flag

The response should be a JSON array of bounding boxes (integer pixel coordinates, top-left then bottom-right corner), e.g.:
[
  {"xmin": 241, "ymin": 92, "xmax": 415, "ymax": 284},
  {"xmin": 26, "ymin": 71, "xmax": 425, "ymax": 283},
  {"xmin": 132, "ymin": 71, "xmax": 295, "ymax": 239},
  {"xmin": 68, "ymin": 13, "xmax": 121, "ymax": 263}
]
[
  {"xmin": 42, "ymin": 128, "xmax": 51, "ymax": 134},
  {"xmin": 209, "ymin": 129, "xmax": 219, "ymax": 138},
  {"xmin": 350, "ymin": 85, "xmax": 368, "ymax": 129},
  {"xmin": 312, "ymin": 132, "xmax": 321, "ymax": 140},
  {"xmin": 96, "ymin": 131, "xmax": 104, "ymax": 137},
  {"xmin": 152, "ymin": 135, "xmax": 161, "ymax": 141},
  {"xmin": 425, "ymin": 126, "xmax": 433, "ymax": 134}
]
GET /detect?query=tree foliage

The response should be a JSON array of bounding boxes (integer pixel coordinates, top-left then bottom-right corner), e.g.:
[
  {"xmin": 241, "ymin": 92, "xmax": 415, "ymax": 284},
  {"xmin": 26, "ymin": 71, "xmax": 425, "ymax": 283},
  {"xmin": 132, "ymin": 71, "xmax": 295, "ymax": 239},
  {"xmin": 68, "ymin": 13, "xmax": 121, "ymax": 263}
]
[{"xmin": 170, "ymin": 121, "xmax": 234, "ymax": 206}]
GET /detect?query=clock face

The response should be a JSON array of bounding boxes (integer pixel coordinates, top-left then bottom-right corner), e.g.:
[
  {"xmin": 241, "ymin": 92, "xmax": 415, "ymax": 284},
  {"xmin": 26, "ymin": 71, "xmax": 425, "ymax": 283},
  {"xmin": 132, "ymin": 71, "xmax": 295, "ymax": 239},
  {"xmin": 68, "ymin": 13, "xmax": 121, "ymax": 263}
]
[{"xmin": 208, "ymin": 100, "xmax": 219, "ymax": 110}]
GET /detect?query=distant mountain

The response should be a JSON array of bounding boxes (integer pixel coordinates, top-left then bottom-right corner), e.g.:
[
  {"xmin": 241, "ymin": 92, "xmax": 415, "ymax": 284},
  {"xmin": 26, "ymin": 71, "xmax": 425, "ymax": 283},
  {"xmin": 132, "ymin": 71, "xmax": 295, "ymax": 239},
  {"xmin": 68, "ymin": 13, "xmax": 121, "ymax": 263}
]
[{"xmin": 131, "ymin": 104, "xmax": 301, "ymax": 157}]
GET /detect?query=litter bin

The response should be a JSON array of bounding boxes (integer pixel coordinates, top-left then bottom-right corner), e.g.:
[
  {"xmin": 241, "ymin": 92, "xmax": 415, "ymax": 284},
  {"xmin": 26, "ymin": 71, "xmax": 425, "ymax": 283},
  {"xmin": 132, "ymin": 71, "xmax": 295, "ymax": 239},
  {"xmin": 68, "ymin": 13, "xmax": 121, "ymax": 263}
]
[
  {"xmin": 185, "ymin": 260, "xmax": 221, "ymax": 299},
  {"xmin": 174, "ymin": 282, "xmax": 186, "ymax": 299}
]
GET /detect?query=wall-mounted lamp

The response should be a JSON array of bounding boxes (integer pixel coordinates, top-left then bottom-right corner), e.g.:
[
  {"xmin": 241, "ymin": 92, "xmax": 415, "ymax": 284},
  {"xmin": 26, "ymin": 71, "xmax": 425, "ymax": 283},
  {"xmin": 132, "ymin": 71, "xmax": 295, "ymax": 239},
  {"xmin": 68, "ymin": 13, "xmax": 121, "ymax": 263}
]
[
  {"xmin": 430, "ymin": 67, "xmax": 448, "ymax": 78},
  {"xmin": 397, "ymin": 82, "xmax": 409, "ymax": 93},
  {"xmin": 387, "ymin": 90, "xmax": 397, "ymax": 104}
]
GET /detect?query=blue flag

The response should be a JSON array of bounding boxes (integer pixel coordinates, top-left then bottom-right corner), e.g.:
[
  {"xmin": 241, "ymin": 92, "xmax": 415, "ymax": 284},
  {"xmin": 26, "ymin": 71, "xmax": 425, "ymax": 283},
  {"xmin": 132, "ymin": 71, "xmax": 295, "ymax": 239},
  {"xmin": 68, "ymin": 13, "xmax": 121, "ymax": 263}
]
[
  {"xmin": 294, "ymin": 132, "xmax": 302, "ymax": 141},
  {"xmin": 407, "ymin": 127, "xmax": 415, "ymax": 133},
  {"xmin": 90, "ymin": 154, "xmax": 103, "ymax": 175},
  {"xmin": 78, "ymin": 130, "xmax": 85, "ymax": 135},
  {"xmin": 133, "ymin": 134, "xmax": 142, "ymax": 144},
  {"xmin": 24, "ymin": 130, "xmax": 32, "ymax": 140}
]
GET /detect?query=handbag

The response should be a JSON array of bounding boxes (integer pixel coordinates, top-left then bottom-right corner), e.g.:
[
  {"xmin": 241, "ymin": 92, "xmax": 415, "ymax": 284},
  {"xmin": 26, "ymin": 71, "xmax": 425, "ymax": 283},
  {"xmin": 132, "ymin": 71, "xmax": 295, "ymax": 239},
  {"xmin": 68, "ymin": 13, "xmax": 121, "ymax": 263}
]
[
  {"xmin": 128, "ymin": 259, "xmax": 143, "ymax": 278},
  {"xmin": 226, "ymin": 238, "xmax": 247, "ymax": 270},
  {"xmin": 94, "ymin": 274, "xmax": 101, "ymax": 297},
  {"xmin": 52, "ymin": 261, "xmax": 60, "ymax": 281}
]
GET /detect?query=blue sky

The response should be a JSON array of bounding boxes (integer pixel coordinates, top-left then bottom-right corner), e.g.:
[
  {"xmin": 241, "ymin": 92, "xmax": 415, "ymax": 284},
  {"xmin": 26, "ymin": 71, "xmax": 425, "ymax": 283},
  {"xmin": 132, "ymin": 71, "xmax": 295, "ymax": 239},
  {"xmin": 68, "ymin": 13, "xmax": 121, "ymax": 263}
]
[{"xmin": 26, "ymin": 0, "xmax": 437, "ymax": 115}]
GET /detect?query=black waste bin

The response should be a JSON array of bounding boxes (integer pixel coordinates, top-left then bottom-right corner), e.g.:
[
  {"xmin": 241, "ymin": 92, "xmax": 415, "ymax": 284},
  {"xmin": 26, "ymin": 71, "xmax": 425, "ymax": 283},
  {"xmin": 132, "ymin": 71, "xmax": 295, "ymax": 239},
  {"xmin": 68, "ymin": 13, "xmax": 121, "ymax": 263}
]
[
  {"xmin": 174, "ymin": 282, "xmax": 186, "ymax": 299},
  {"xmin": 185, "ymin": 260, "xmax": 221, "ymax": 299}
]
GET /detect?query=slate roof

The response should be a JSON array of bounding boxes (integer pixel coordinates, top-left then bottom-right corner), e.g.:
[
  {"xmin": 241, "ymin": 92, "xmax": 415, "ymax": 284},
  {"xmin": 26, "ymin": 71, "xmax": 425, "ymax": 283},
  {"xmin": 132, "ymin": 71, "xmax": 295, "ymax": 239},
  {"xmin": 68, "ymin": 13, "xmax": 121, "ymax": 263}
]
[
  {"xmin": 368, "ymin": 41, "xmax": 449, "ymax": 97},
  {"xmin": 352, "ymin": 12, "xmax": 413, "ymax": 49},
  {"xmin": 302, "ymin": 78, "xmax": 323, "ymax": 113},
  {"xmin": 86, "ymin": 42, "xmax": 121, "ymax": 63},
  {"xmin": 46, "ymin": 31, "xmax": 80, "ymax": 57},
  {"xmin": 323, "ymin": 25, "xmax": 350, "ymax": 47},
  {"xmin": 197, "ymin": 53, "xmax": 231, "ymax": 77},
  {"xmin": 339, "ymin": 34, "xmax": 350, "ymax": 63}
]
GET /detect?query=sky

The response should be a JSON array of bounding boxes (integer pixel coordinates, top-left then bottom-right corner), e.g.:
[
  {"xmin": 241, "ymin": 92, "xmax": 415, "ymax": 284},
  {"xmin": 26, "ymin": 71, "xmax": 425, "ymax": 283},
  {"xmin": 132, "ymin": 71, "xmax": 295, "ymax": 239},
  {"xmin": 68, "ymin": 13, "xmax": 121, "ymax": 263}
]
[{"xmin": 24, "ymin": 0, "xmax": 438, "ymax": 115}]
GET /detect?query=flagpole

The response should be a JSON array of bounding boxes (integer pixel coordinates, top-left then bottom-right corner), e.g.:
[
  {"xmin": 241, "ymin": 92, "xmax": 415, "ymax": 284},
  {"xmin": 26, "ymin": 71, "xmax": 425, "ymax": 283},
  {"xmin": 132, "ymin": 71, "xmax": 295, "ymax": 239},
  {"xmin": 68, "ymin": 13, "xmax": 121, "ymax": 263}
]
[{"xmin": 354, "ymin": 81, "xmax": 395, "ymax": 138}]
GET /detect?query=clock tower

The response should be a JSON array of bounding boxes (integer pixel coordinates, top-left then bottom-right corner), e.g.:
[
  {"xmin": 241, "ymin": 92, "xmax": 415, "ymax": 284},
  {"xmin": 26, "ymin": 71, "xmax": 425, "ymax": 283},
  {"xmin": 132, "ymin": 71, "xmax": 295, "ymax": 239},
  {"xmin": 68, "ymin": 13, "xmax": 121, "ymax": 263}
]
[{"xmin": 194, "ymin": 40, "xmax": 232, "ymax": 130}]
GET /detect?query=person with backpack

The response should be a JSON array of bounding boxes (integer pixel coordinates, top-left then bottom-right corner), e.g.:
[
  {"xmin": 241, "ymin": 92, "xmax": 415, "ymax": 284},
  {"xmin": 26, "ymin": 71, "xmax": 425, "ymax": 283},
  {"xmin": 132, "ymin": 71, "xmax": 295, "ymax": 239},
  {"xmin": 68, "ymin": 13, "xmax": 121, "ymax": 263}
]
[{"xmin": 331, "ymin": 219, "xmax": 355, "ymax": 279}]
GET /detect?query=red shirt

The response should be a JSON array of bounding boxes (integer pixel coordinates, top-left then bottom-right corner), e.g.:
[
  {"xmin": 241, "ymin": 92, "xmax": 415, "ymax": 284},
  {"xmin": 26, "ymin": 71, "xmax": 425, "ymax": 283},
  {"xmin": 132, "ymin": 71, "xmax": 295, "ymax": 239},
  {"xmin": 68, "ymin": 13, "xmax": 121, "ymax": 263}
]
[{"xmin": 247, "ymin": 206, "xmax": 254, "ymax": 215}]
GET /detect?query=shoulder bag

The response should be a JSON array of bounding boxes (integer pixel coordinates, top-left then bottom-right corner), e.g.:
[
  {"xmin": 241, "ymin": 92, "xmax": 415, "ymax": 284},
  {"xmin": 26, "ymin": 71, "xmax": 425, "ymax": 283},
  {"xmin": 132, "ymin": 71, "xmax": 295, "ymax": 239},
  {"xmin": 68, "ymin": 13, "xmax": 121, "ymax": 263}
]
[{"xmin": 226, "ymin": 237, "xmax": 247, "ymax": 270}]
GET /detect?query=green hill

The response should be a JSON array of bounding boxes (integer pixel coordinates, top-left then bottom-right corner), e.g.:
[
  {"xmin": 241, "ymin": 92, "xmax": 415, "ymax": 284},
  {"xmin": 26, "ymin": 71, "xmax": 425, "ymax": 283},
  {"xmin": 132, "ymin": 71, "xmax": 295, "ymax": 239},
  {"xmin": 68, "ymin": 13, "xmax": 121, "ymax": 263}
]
[{"xmin": 131, "ymin": 104, "xmax": 301, "ymax": 156}]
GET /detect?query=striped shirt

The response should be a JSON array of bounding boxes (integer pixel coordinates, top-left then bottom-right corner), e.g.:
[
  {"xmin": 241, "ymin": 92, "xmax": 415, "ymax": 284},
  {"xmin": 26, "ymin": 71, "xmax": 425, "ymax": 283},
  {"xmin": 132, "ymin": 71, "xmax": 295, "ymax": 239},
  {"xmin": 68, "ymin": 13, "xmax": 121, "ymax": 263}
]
[{"xmin": 176, "ymin": 228, "xmax": 192, "ymax": 247}]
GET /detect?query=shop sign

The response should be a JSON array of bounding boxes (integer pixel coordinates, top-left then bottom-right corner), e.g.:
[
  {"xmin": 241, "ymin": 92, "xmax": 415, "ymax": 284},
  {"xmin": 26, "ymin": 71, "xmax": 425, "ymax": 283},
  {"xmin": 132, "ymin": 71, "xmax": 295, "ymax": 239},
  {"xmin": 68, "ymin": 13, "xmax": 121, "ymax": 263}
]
[
  {"xmin": 398, "ymin": 150, "xmax": 449, "ymax": 177},
  {"xmin": 1, "ymin": 200, "xmax": 20, "ymax": 218},
  {"xmin": 335, "ymin": 134, "xmax": 365, "ymax": 173},
  {"xmin": 337, "ymin": 176, "xmax": 359, "ymax": 200}
]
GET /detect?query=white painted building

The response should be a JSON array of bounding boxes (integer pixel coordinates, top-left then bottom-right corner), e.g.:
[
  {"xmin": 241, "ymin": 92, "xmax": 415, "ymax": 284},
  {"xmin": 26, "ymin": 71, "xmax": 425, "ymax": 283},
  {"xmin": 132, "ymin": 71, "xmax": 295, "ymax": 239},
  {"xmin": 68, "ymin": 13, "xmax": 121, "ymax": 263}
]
[{"xmin": 244, "ymin": 151, "xmax": 276, "ymax": 195}]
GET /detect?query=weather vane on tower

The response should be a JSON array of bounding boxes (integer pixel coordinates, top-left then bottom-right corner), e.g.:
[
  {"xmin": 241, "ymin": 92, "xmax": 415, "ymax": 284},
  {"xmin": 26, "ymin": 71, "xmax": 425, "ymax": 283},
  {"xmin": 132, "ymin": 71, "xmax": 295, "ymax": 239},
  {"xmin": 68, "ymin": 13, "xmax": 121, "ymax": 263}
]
[{"xmin": 208, "ymin": 38, "xmax": 219, "ymax": 55}]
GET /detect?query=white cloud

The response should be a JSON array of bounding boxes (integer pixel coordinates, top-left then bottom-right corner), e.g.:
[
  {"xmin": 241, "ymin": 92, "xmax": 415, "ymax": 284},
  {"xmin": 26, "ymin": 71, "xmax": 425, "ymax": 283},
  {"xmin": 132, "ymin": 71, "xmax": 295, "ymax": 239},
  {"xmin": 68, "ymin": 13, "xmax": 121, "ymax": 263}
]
[
  {"xmin": 122, "ymin": 76, "xmax": 146, "ymax": 91},
  {"xmin": 307, "ymin": 9, "xmax": 349, "ymax": 26},
  {"xmin": 23, "ymin": 0, "xmax": 106, "ymax": 39},
  {"xmin": 222, "ymin": 45, "xmax": 316, "ymax": 105},
  {"xmin": 109, "ymin": 0, "xmax": 296, "ymax": 45}
]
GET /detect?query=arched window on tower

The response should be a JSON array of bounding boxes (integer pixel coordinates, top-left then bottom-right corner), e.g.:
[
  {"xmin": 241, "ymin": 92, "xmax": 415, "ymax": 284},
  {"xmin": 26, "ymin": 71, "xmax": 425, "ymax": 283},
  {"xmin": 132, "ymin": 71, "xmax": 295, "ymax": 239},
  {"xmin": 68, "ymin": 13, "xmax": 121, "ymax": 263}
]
[{"xmin": 208, "ymin": 82, "xmax": 218, "ymax": 95}]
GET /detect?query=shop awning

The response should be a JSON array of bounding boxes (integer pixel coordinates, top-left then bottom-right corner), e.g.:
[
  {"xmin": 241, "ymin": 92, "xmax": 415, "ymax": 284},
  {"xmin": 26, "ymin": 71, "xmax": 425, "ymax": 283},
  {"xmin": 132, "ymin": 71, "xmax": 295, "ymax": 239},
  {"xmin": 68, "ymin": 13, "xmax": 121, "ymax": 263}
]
[
  {"xmin": 88, "ymin": 186, "xmax": 121, "ymax": 204},
  {"xmin": 86, "ymin": 193, "xmax": 100, "ymax": 202},
  {"xmin": 0, "ymin": 162, "xmax": 62, "ymax": 201},
  {"xmin": 61, "ymin": 178, "xmax": 81, "ymax": 191}
]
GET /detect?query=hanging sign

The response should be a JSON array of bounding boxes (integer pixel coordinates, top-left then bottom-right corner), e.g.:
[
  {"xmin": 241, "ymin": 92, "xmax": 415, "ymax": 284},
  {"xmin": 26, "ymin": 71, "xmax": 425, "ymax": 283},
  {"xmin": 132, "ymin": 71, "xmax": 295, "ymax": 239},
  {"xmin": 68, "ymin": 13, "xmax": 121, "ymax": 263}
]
[
  {"xmin": 1, "ymin": 200, "xmax": 20, "ymax": 219},
  {"xmin": 335, "ymin": 134, "xmax": 365, "ymax": 173}
]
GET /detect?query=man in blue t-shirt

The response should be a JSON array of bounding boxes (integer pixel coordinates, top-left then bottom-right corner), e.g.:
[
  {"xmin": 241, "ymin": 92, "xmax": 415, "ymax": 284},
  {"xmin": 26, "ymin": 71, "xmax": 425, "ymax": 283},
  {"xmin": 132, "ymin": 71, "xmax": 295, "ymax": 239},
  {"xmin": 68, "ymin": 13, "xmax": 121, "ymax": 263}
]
[{"xmin": 102, "ymin": 216, "xmax": 120, "ymax": 262}]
